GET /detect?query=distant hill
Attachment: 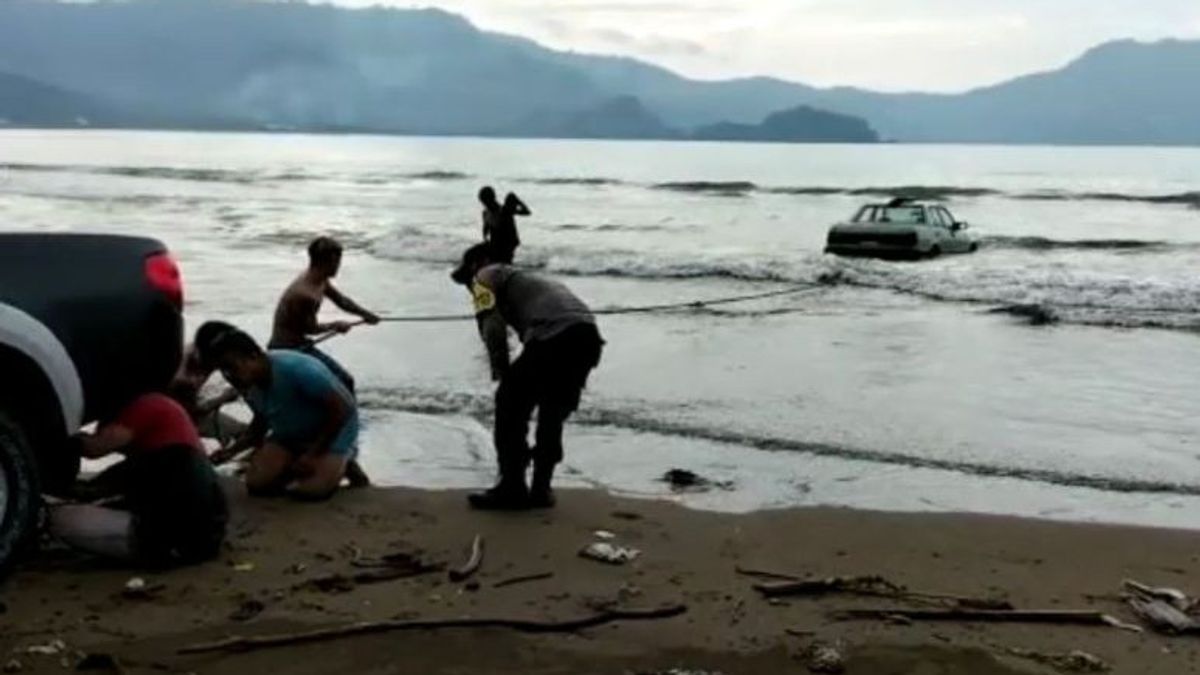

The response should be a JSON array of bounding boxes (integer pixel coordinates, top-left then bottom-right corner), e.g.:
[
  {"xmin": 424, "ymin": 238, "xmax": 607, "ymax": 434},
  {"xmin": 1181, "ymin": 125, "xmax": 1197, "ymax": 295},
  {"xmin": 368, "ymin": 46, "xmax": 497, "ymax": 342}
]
[
  {"xmin": 0, "ymin": 71, "xmax": 110, "ymax": 126},
  {"xmin": 508, "ymin": 96, "xmax": 681, "ymax": 140},
  {"xmin": 0, "ymin": 1, "xmax": 1196, "ymax": 145},
  {"xmin": 784, "ymin": 39, "xmax": 1200, "ymax": 145},
  {"xmin": 694, "ymin": 105, "xmax": 879, "ymax": 143}
]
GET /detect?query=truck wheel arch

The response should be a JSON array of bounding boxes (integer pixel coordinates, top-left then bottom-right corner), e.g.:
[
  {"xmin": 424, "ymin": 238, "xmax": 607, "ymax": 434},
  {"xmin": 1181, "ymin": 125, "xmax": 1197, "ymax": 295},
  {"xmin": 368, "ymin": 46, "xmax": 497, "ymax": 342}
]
[{"xmin": 0, "ymin": 303, "xmax": 84, "ymax": 437}]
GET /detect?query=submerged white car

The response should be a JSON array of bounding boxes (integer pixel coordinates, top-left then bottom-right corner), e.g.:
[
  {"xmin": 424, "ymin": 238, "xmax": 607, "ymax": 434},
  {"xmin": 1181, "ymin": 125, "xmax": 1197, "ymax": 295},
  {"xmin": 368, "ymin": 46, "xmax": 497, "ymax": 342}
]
[{"xmin": 825, "ymin": 198, "xmax": 977, "ymax": 259}]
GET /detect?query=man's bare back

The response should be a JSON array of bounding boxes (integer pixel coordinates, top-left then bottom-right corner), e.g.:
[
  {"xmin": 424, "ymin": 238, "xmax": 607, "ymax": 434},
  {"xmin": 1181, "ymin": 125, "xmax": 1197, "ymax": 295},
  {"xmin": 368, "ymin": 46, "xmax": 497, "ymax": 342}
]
[{"xmin": 269, "ymin": 275, "xmax": 326, "ymax": 349}]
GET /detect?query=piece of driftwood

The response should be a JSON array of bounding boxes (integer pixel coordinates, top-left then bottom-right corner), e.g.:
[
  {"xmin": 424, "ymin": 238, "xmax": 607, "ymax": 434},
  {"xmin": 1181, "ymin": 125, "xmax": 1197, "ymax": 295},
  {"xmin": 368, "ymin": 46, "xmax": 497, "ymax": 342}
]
[
  {"xmin": 493, "ymin": 572, "xmax": 554, "ymax": 589},
  {"xmin": 449, "ymin": 535, "xmax": 485, "ymax": 582},
  {"xmin": 834, "ymin": 608, "xmax": 1142, "ymax": 632},
  {"xmin": 179, "ymin": 604, "xmax": 688, "ymax": 655},
  {"xmin": 754, "ymin": 575, "xmax": 903, "ymax": 599},
  {"xmin": 753, "ymin": 574, "xmax": 1012, "ymax": 610},
  {"xmin": 299, "ymin": 563, "xmax": 444, "ymax": 594},
  {"xmin": 735, "ymin": 566, "xmax": 801, "ymax": 582},
  {"xmin": 350, "ymin": 551, "xmax": 440, "ymax": 571},
  {"xmin": 1005, "ymin": 647, "xmax": 1109, "ymax": 673}
]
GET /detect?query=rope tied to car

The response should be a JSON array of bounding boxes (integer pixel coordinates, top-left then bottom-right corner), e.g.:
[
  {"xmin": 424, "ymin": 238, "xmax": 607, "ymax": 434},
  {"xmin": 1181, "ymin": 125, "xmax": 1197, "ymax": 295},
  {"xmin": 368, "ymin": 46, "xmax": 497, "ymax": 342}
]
[{"xmin": 311, "ymin": 283, "xmax": 824, "ymax": 344}]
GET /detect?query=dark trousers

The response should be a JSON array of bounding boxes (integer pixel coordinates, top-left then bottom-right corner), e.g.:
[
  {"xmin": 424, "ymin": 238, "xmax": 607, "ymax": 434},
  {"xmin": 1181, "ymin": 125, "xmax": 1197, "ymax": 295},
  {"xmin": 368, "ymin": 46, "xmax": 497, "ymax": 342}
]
[
  {"xmin": 489, "ymin": 242, "xmax": 517, "ymax": 265},
  {"xmin": 494, "ymin": 323, "xmax": 603, "ymax": 482}
]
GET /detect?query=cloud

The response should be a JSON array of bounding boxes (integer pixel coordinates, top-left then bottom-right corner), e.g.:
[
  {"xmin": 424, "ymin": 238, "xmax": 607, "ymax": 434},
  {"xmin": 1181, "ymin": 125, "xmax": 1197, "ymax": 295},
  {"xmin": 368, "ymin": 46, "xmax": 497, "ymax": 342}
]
[{"xmin": 332, "ymin": 0, "xmax": 1200, "ymax": 91}]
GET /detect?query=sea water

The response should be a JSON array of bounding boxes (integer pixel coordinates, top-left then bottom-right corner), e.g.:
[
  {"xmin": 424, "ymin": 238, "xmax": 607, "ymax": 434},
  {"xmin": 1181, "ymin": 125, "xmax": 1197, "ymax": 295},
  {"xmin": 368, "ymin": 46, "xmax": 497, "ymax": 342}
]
[{"xmin": 3, "ymin": 129, "xmax": 1200, "ymax": 527}]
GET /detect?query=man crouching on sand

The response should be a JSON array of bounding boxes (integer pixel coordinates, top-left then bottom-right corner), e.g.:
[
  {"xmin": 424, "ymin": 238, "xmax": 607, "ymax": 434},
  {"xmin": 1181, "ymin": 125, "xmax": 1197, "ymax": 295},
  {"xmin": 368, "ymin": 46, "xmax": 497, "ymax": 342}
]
[
  {"xmin": 451, "ymin": 243, "xmax": 603, "ymax": 510},
  {"xmin": 211, "ymin": 330, "xmax": 360, "ymax": 501}
]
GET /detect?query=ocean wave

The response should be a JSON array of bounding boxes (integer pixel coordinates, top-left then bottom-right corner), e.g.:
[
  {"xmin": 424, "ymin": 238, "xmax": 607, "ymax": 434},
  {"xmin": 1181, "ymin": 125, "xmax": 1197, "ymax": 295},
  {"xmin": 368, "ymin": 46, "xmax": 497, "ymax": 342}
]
[
  {"xmin": 764, "ymin": 185, "xmax": 998, "ymax": 200},
  {"xmin": 1016, "ymin": 190, "xmax": 1200, "ymax": 207},
  {"xmin": 551, "ymin": 223, "xmax": 669, "ymax": 233},
  {"xmin": 653, "ymin": 181, "xmax": 757, "ymax": 196},
  {"xmin": 7, "ymin": 159, "xmax": 1197, "ymax": 208},
  {"xmin": 848, "ymin": 186, "xmax": 1000, "ymax": 199},
  {"xmin": 366, "ymin": 225, "xmax": 1200, "ymax": 330},
  {"xmin": 986, "ymin": 303, "xmax": 1059, "ymax": 326},
  {"xmin": 405, "ymin": 170, "xmax": 473, "ymax": 181},
  {"xmin": 0, "ymin": 162, "xmax": 262, "ymax": 184},
  {"xmin": 358, "ymin": 385, "xmax": 1200, "ymax": 496},
  {"xmin": 523, "ymin": 177, "xmax": 625, "ymax": 186},
  {"xmin": 980, "ymin": 236, "xmax": 1178, "ymax": 252},
  {"xmin": 247, "ymin": 227, "xmax": 376, "ymax": 250}
]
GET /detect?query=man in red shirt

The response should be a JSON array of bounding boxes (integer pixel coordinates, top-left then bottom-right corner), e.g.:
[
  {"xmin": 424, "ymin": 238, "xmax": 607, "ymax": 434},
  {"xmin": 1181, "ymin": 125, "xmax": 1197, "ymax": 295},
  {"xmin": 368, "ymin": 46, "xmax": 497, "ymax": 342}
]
[{"xmin": 48, "ymin": 393, "xmax": 228, "ymax": 567}]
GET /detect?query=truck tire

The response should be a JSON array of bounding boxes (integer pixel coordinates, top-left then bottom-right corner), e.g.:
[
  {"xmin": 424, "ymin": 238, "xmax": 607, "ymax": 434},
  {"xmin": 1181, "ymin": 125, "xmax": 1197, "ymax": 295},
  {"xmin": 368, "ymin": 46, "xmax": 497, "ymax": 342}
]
[{"xmin": 0, "ymin": 411, "xmax": 40, "ymax": 577}]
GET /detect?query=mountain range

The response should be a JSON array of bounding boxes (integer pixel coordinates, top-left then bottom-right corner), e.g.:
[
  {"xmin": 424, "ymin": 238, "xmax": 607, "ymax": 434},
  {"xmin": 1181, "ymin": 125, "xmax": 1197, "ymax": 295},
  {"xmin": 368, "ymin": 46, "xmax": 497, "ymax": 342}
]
[{"xmin": 0, "ymin": 0, "xmax": 1197, "ymax": 145}]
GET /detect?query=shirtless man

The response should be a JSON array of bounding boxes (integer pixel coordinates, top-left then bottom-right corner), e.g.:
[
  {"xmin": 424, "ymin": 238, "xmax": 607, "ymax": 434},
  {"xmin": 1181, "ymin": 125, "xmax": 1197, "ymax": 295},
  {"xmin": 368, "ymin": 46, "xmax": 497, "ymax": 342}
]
[{"xmin": 268, "ymin": 236, "xmax": 380, "ymax": 393}]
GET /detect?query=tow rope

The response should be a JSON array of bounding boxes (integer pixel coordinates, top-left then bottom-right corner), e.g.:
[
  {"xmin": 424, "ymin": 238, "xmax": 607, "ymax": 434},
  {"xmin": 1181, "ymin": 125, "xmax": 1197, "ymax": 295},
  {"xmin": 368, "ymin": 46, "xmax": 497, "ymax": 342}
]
[{"xmin": 312, "ymin": 283, "xmax": 823, "ymax": 344}]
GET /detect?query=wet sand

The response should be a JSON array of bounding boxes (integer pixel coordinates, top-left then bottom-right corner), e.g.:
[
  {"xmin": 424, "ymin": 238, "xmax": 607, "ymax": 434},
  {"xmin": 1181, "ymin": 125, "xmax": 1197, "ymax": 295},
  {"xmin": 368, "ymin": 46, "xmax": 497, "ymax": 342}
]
[{"xmin": 3, "ymin": 486, "xmax": 1200, "ymax": 674}]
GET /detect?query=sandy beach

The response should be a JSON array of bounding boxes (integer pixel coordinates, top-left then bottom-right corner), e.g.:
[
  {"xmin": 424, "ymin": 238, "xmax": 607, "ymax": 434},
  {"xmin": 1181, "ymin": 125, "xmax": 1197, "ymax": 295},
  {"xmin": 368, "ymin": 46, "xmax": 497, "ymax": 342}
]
[{"xmin": 3, "ymin": 486, "xmax": 1200, "ymax": 674}]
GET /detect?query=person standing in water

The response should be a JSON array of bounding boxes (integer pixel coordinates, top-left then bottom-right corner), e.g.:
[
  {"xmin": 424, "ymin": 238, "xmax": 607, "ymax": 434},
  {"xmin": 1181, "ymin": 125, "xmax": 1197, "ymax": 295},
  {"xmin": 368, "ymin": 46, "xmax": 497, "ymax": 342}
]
[
  {"xmin": 479, "ymin": 186, "xmax": 530, "ymax": 264},
  {"xmin": 451, "ymin": 243, "xmax": 603, "ymax": 510},
  {"xmin": 269, "ymin": 236, "xmax": 380, "ymax": 393}
]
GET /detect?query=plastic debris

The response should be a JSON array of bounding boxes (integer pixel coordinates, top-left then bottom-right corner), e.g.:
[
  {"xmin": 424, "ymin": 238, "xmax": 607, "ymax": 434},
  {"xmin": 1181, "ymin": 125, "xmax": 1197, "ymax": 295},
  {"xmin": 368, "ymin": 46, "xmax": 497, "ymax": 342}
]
[
  {"xmin": 122, "ymin": 576, "xmax": 163, "ymax": 599},
  {"xmin": 580, "ymin": 542, "xmax": 641, "ymax": 565},
  {"xmin": 230, "ymin": 600, "xmax": 266, "ymax": 622},
  {"xmin": 232, "ymin": 562, "xmax": 256, "ymax": 572},
  {"xmin": 593, "ymin": 530, "xmax": 617, "ymax": 540},
  {"xmin": 1008, "ymin": 647, "xmax": 1109, "ymax": 673},
  {"xmin": 802, "ymin": 642, "xmax": 846, "ymax": 674},
  {"xmin": 659, "ymin": 469, "xmax": 735, "ymax": 493},
  {"xmin": 24, "ymin": 639, "xmax": 66, "ymax": 656},
  {"xmin": 76, "ymin": 653, "xmax": 122, "ymax": 672}
]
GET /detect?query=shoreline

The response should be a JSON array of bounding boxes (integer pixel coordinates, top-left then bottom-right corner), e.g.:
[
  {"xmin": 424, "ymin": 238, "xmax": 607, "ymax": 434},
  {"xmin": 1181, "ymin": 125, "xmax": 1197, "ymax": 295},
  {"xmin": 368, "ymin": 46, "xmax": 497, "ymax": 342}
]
[{"xmin": 3, "ymin": 485, "xmax": 1199, "ymax": 673}]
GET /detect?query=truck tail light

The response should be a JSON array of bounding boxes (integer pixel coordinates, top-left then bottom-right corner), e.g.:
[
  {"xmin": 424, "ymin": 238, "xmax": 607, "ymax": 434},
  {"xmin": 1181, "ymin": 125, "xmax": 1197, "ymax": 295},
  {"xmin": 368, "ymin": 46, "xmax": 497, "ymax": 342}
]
[{"xmin": 145, "ymin": 252, "xmax": 183, "ymax": 309}]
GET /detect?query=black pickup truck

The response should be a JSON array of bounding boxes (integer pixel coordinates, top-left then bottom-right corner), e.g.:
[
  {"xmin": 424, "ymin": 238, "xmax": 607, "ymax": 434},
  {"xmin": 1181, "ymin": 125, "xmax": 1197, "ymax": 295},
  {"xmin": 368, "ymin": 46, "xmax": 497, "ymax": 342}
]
[{"xmin": 0, "ymin": 233, "xmax": 184, "ymax": 573}]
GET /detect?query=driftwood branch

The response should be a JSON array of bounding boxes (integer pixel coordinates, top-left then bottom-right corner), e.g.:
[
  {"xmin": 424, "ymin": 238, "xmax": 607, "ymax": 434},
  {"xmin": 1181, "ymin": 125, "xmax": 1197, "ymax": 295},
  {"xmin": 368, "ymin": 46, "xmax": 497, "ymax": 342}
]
[
  {"xmin": 754, "ymin": 575, "xmax": 1011, "ymax": 610},
  {"xmin": 298, "ymin": 564, "xmax": 445, "ymax": 593},
  {"xmin": 754, "ymin": 575, "xmax": 902, "ymax": 599},
  {"xmin": 493, "ymin": 572, "xmax": 554, "ymax": 589},
  {"xmin": 449, "ymin": 535, "xmax": 484, "ymax": 582},
  {"xmin": 735, "ymin": 566, "xmax": 801, "ymax": 582},
  {"xmin": 834, "ymin": 608, "xmax": 1142, "ymax": 631},
  {"xmin": 179, "ymin": 605, "xmax": 688, "ymax": 655}
]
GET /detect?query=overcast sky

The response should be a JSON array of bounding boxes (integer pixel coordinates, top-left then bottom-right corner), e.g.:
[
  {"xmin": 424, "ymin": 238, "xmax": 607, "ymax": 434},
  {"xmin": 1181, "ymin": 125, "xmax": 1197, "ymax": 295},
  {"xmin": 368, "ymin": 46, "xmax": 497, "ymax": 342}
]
[{"xmin": 329, "ymin": 0, "xmax": 1200, "ymax": 92}]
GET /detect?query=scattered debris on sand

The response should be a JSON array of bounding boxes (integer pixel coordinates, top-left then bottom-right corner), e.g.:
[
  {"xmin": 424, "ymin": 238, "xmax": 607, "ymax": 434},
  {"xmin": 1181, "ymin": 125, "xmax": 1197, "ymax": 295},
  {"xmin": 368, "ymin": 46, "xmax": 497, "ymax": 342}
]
[
  {"xmin": 449, "ymin": 534, "xmax": 485, "ymax": 582},
  {"xmin": 800, "ymin": 641, "xmax": 846, "ymax": 674},
  {"xmin": 659, "ymin": 469, "xmax": 735, "ymax": 493},
  {"xmin": 1005, "ymin": 647, "xmax": 1109, "ymax": 673}
]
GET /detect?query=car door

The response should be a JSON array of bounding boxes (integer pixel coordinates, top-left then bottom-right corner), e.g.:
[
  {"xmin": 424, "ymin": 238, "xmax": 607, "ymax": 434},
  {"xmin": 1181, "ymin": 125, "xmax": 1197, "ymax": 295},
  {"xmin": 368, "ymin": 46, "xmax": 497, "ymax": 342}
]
[
  {"xmin": 938, "ymin": 207, "xmax": 970, "ymax": 252},
  {"xmin": 923, "ymin": 207, "xmax": 949, "ymax": 249}
]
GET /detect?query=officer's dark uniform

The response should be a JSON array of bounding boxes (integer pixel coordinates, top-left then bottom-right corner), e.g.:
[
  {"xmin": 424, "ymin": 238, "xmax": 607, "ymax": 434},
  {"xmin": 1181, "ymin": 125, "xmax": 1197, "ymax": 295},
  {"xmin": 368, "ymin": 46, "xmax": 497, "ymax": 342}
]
[{"xmin": 470, "ymin": 264, "xmax": 603, "ymax": 507}]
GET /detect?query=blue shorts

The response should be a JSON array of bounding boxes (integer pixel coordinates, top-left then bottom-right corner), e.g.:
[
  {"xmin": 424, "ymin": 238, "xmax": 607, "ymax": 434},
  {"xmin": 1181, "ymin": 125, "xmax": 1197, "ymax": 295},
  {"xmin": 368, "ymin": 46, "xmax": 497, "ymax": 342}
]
[{"xmin": 272, "ymin": 412, "xmax": 359, "ymax": 461}]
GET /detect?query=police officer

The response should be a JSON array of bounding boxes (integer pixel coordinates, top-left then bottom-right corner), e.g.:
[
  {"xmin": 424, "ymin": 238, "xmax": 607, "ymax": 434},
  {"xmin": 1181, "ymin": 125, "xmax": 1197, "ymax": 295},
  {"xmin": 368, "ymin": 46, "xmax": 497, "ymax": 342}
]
[{"xmin": 451, "ymin": 243, "xmax": 603, "ymax": 510}]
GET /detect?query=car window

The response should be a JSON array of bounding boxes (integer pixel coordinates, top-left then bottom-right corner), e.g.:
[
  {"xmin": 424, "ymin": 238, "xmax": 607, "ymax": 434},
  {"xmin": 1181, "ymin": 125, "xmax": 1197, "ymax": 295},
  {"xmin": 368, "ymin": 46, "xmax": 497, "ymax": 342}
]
[
  {"xmin": 852, "ymin": 206, "xmax": 878, "ymax": 223},
  {"xmin": 879, "ymin": 206, "xmax": 925, "ymax": 224},
  {"xmin": 929, "ymin": 209, "xmax": 948, "ymax": 227},
  {"xmin": 939, "ymin": 208, "xmax": 956, "ymax": 227}
]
